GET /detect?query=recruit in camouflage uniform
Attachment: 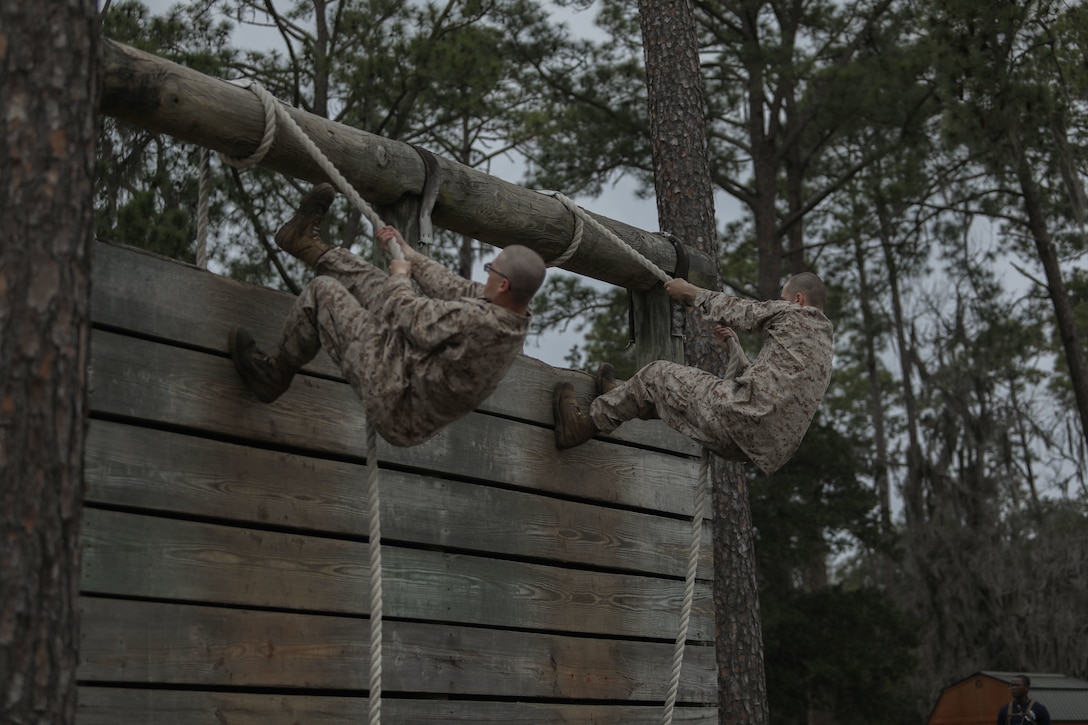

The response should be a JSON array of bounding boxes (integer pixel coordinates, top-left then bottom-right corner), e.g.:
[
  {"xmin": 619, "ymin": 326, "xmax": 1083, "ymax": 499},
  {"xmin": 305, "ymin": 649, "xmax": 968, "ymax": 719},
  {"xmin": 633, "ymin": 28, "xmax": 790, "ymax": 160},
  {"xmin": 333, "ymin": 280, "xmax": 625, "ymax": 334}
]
[
  {"xmin": 230, "ymin": 183, "xmax": 546, "ymax": 447},
  {"xmin": 278, "ymin": 246, "xmax": 533, "ymax": 446},
  {"xmin": 554, "ymin": 273, "xmax": 833, "ymax": 475}
]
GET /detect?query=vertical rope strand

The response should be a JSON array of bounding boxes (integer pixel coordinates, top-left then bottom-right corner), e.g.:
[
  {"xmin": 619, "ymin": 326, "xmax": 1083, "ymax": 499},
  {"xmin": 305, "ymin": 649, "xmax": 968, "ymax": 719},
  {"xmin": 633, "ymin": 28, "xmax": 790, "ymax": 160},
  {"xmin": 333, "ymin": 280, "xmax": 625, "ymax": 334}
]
[
  {"xmin": 366, "ymin": 425, "xmax": 383, "ymax": 725},
  {"xmin": 196, "ymin": 147, "xmax": 210, "ymax": 270},
  {"xmin": 662, "ymin": 447, "xmax": 709, "ymax": 724}
]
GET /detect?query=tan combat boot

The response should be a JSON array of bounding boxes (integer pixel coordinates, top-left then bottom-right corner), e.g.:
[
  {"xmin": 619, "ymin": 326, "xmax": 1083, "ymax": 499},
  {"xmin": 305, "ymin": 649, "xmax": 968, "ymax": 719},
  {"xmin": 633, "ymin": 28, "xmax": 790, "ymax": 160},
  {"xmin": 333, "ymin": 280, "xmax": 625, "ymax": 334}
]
[
  {"xmin": 274, "ymin": 183, "xmax": 336, "ymax": 266},
  {"xmin": 595, "ymin": 362, "xmax": 616, "ymax": 396},
  {"xmin": 553, "ymin": 382, "xmax": 598, "ymax": 449},
  {"xmin": 229, "ymin": 327, "xmax": 296, "ymax": 403}
]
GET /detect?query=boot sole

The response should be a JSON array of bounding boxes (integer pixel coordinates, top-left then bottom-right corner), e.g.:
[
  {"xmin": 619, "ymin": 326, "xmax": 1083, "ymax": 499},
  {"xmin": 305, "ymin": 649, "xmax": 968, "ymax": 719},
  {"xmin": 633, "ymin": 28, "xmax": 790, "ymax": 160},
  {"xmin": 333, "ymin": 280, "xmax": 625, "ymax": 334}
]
[{"xmin": 274, "ymin": 184, "xmax": 336, "ymax": 261}]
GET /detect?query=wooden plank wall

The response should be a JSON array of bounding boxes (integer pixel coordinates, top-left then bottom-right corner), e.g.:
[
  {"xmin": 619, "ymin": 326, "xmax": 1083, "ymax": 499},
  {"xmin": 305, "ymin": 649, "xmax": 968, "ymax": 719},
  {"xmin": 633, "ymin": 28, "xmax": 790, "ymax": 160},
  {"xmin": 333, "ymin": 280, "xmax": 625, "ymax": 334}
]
[{"xmin": 77, "ymin": 241, "xmax": 718, "ymax": 723}]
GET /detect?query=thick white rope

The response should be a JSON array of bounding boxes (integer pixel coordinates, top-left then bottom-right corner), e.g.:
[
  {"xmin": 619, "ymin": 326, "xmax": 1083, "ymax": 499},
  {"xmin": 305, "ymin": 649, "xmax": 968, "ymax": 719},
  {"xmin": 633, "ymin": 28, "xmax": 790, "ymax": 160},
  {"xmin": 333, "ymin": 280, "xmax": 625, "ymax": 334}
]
[
  {"xmin": 540, "ymin": 191, "xmax": 706, "ymax": 724},
  {"xmin": 196, "ymin": 148, "xmax": 210, "ymax": 269},
  {"xmin": 539, "ymin": 191, "xmax": 670, "ymax": 284},
  {"xmin": 535, "ymin": 190, "xmax": 584, "ymax": 267},
  {"xmin": 219, "ymin": 80, "xmax": 278, "ymax": 170},
  {"xmin": 366, "ymin": 424, "xmax": 383, "ymax": 723},
  {"xmin": 662, "ymin": 448, "xmax": 709, "ymax": 723},
  {"xmin": 213, "ymin": 79, "xmax": 401, "ymax": 725}
]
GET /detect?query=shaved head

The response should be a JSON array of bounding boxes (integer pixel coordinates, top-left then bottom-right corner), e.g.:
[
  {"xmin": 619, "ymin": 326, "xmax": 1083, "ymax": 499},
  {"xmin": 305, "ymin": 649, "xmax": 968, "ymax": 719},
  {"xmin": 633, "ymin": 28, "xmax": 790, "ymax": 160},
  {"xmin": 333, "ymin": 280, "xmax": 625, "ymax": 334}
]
[
  {"xmin": 495, "ymin": 245, "xmax": 546, "ymax": 307},
  {"xmin": 783, "ymin": 272, "xmax": 826, "ymax": 311}
]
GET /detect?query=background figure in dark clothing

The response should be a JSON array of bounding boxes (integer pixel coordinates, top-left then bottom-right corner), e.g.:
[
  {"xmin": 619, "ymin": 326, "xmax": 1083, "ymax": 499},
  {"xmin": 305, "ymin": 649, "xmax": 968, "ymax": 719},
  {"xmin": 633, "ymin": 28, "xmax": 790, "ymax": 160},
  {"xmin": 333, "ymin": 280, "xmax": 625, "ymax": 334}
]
[{"xmin": 998, "ymin": 674, "xmax": 1052, "ymax": 725}]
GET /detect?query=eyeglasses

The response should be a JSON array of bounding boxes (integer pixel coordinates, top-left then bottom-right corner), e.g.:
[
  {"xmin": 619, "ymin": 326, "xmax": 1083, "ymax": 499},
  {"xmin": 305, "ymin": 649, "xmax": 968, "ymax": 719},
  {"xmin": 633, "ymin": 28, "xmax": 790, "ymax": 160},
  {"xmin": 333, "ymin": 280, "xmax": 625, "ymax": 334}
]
[{"xmin": 484, "ymin": 261, "xmax": 512, "ymax": 289}]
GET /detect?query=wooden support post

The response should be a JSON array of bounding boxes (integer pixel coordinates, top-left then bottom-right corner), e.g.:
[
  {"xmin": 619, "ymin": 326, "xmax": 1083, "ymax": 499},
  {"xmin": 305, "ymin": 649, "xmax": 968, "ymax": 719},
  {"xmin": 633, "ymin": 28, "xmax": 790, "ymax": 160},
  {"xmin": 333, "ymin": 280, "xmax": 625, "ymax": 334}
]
[{"xmin": 631, "ymin": 289, "xmax": 685, "ymax": 367}]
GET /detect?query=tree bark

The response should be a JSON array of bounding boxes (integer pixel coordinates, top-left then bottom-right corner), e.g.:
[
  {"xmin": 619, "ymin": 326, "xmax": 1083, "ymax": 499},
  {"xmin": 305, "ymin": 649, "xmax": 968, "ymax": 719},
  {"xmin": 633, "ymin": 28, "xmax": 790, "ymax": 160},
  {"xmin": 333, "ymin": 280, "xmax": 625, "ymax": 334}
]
[
  {"xmin": 638, "ymin": 0, "xmax": 769, "ymax": 721},
  {"xmin": 0, "ymin": 0, "xmax": 99, "ymax": 722},
  {"xmin": 876, "ymin": 205, "xmax": 924, "ymax": 527},
  {"xmin": 1015, "ymin": 151, "xmax": 1088, "ymax": 452},
  {"xmin": 852, "ymin": 238, "xmax": 892, "ymax": 534}
]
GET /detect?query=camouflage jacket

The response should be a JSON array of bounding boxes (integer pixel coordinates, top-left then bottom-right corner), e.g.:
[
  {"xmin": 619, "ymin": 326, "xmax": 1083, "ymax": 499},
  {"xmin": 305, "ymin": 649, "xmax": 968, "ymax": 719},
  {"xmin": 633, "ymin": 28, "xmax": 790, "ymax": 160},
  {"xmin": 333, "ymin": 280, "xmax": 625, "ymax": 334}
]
[
  {"xmin": 367, "ymin": 249, "xmax": 529, "ymax": 445},
  {"xmin": 693, "ymin": 289, "xmax": 834, "ymax": 474}
]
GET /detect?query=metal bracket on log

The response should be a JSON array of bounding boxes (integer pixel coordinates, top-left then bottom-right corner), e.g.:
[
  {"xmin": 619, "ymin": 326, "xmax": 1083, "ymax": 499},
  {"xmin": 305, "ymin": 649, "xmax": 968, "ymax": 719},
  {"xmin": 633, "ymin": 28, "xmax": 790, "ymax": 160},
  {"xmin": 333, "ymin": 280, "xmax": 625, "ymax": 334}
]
[{"xmin": 628, "ymin": 232, "xmax": 689, "ymax": 367}]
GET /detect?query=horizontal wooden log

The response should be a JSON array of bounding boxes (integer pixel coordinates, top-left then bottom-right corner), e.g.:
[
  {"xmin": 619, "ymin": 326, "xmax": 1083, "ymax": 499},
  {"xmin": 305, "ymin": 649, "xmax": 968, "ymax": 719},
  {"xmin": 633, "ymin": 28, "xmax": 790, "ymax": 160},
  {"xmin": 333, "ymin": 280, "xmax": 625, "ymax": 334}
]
[
  {"xmin": 85, "ymin": 420, "xmax": 713, "ymax": 579},
  {"xmin": 99, "ymin": 38, "xmax": 718, "ymax": 291},
  {"xmin": 77, "ymin": 687, "xmax": 718, "ymax": 724},
  {"xmin": 80, "ymin": 508, "xmax": 714, "ymax": 640},
  {"xmin": 78, "ymin": 598, "xmax": 717, "ymax": 702}
]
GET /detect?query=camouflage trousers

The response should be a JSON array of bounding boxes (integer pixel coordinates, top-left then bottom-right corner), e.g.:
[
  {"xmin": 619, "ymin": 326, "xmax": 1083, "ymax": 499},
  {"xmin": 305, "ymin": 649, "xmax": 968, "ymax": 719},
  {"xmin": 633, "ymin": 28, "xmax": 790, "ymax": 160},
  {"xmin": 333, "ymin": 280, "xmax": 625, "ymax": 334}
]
[
  {"xmin": 588, "ymin": 360, "xmax": 747, "ymax": 460},
  {"xmin": 275, "ymin": 248, "xmax": 418, "ymax": 445}
]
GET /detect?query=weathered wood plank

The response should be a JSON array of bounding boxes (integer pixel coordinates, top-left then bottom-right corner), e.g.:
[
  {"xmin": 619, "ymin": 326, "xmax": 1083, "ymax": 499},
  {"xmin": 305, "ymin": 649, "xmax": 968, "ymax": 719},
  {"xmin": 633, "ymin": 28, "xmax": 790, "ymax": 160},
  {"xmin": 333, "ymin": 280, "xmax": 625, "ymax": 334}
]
[
  {"xmin": 77, "ymin": 688, "xmax": 718, "ymax": 724},
  {"xmin": 82, "ymin": 237, "xmax": 722, "ymax": 717},
  {"xmin": 98, "ymin": 40, "xmax": 719, "ymax": 292},
  {"xmin": 88, "ymin": 330, "xmax": 706, "ymax": 516},
  {"xmin": 90, "ymin": 239, "xmax": 699, "ymax": 454},
  {"xmin": 80, "ymin": 509, "xmax": 713, "ymax": 640},
  {"xmin": 85, "ymin": 420, "xmax": 713, "ymax": 579},
  {"xmin": 78, "ymin": 598, "xmax": 717, "ymax": 702}
]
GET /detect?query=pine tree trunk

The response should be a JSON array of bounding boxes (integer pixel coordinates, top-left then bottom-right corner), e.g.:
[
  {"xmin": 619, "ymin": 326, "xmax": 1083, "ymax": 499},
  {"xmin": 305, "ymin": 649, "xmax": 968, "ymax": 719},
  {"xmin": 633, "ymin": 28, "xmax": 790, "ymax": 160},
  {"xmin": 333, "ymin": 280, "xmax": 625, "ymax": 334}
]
[
  {"xmin": 0, "ymin": 0, "xmax": 98, "ymax": 722},
  {"xmin": 638, "ymin": 0, "xmax": 769, "ymax": 721},
  {"xmin": 1015, "ymin": 151, "xmax": 1088, "ymax": 451}
]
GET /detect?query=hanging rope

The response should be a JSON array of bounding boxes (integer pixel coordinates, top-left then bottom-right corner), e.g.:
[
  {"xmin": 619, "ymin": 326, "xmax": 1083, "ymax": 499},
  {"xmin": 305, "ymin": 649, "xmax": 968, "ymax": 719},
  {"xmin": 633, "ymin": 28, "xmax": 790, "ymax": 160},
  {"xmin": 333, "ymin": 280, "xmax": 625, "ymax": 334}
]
[
  {"xmin": 361, "ymin": 144, "xmax": 443, "ymax": 725},
  {"xmin": 203, "ymin": 78, "xmax": 409, "ymax": 725},
  {"xmin": 538, "ymin": 191, "xmax": 670, "ymax": 284},
  {"xmin": 196, "ymin": 148, "xmax": 211, "ymax": 270},
  {"xmin": 662, "ymin": 448, "xmax": 709, "ymax": 723},
  {"xmin": 536, "ymin": 191, "xmax": 709, "ymax": 725},
  {"xmin": 366, "ymin": 424, "xmax": 383, "ymax": 724}
]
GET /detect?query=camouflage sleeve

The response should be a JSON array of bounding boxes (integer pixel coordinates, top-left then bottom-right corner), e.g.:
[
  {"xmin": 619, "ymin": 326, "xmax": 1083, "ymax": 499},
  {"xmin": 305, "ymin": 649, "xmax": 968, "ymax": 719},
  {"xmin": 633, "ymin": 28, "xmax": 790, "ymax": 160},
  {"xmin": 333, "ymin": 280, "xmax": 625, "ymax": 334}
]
[
  {"xmin": 694, "ymin": 289, "xmax": 786, "ymax": 333},
  {"xmin": 405, "ymin": 249, "xmax": 485, "ymax": 301},
  {"xmin": 378, "ymin": 272, "xmax": 484, "ymax": 350}
]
